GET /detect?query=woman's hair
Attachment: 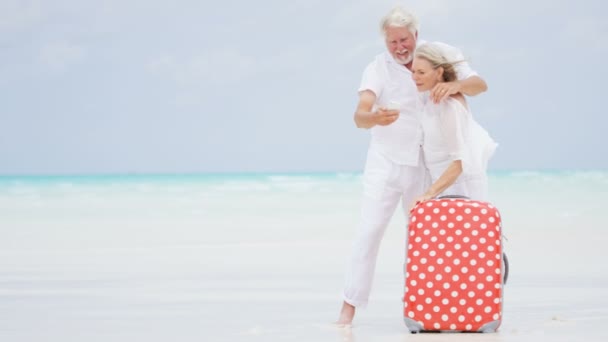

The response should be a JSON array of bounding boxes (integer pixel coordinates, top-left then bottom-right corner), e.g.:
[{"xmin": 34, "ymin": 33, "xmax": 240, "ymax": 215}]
[
  {"xmin": 380, "ymin": 7, "xmax": 419, "ymax": 36},
  {"xmin": 414, "ymin": 43, "xmax": 463, "ymax": 83}
]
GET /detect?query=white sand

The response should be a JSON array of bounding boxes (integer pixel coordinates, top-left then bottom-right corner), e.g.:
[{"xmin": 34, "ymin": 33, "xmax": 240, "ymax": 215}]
[{"xmin": 1, "ymin": 174, "xmax": 608, "ymax": 341}]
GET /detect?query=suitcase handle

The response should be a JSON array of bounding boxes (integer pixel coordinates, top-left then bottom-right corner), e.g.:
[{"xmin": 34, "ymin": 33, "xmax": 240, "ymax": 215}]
[{"xmin": 437, "ymin": 195, "xmax": 470, "ymax": 199}]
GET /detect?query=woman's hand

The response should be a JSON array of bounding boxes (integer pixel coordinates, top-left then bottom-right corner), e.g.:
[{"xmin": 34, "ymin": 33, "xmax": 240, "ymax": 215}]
[
  {"xmin": 410, "ymin": 194, "xmax": 433, "ymax": 211},
  {"xmin": 430, "ymin": 81, "xmax": 462, "ymax": 104}
]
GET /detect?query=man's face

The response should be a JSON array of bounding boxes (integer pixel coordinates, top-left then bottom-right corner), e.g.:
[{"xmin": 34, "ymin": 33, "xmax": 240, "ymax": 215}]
[{"xmin": 384, "ymin": 26, "xmax": 417, "ymax": 65}]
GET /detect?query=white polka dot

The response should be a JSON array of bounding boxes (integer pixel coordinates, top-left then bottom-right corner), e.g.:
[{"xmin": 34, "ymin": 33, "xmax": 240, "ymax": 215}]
[
  {"xmin": 452, "ymin": 275, "xmax": 460, "ymax": 282},
  {"xmin": 478, "ymin": 267, "xmax": 486, "ymax": 274},
  {"xmin": 438, "ymin": 243, "xmax": 446, "ymax": 249},
  {"xmin": 417, "ymin": 208, "xmax": 424, "ymax": 214},
  {"xmin": 419, "ymin": 273, "xmax": 426, "ymax": 279},
  {"xmin": 475, "ymin": 315, "xmax": 482, "ymax": 322},
  {"xmin": 431, "ymin": 236, "xmax": 438, "ymax": 242},
  {"xmin": 468, "ymin": 291, "xmax": 475, "ymax": 298},
  {"xmin": 410, "ymin": 280, "xmax": 417, "ymax": 286},
  {"xmin": 433, "ymin": 208, "xmax": 440, "ymax": 214},
  {"xmin": 434, "ymin": 323, "xmax": 441, "ymax": 329},
  {"xmin": 445, "ymin": 266, "xmax": 452, "ymax": 273},
  {"xmin": 464, "ymin": 222, "xmax": 471, "ymax": 229},
  {"xmin": 495, "ymin": 284, "xmax": 501, "ymax": 289},
  {"xmin": 417, "ymin": 223, "xmax": 423, "ymax": 228},
  {"xmin": 408, "ymin": 244, "xmax": 412, "ymax": 250},
  {"xmin": 489, "ymin": 231, "xmax": 495, "ymax": 237},
  {"xmin": 412, "ymin": 265, "xmax": 419, "ymax": 271},
  {"xmin": 466, "ymin": 324, "xmax": 473, "ymax": 330},
  {"xmin": 473, "ymin": 202, "xmax": 480, "ymax": 207},
  {"xmin": 471, "ymin": 244, "xmax": 478, "ymax": 251},
  {"xmin": 449, "ymin": 208, "xmax": 456, "ymax": 214},
  {"xmin": 416, "ymin": 304, "xmax": 423, "ymax": 311},
  {"xmin": 480, "ymin": 238, "xmax": 487, "ymax": 244},
  {"xmin": 477, "ymin": 283, "xmax": 485, "ymax": 290},
  {"xmin": 433, "ymin": 306, "xmax": 440, "ymax": 313},
  {"xmin": 425, "ymin": 298, "xmax": 432, "ymax": 304},
  {"xmin": 472, "ymin": 230, "xmax": 479, "ymax": 236},
  {"xmin": 413, "ymin": 251, "xmax": 420, "ymax": 257},
  {"xmin": 439, "ymin": 229, "xmax": 446, "ymax": 236},
  {"xmin": 463, "ymin": 251, "xmax": 470, "ymax": 258},
  {"xmin": 450, "ymin": 307, "xmax": 458, "ymax": 313},
  {"xmin": 435, "ymin": 274, "xmax": 443, "ymax": 281},
  {"xmin": 415, "ymin": 237, "xmax": 422, "ymax": 243},
  {"xmin": 442, "ymin": 314, "xmax": 449, "ymax": 321},
  {"xmin": 434, "ymin": 290, "xmax": 441, "ymax": 297},
  {"xmin": 470, "ymin": 259, "xmax": 477, "ymax": 266},
  {"xmin": 446, "ymin": 251, "xmax": 453, "ymax": 257},
  {"xmin": 468, "ymin": 307, "xmax": 475, "ymax": 314},
  {"xmin": 485, "ymin": 291, "xmax": 493, "ymax": 297},
  {"xmin": 495, "ymin": 268, "xmax": 501, "ymax": 275},
  {"xmin": 447, "ymin": 236, "xmax": 454, "ymax": 243},
  {"xmin": 454, "ymin": 258, "xmax": 461, "ymax": 265},
  {"xmin": 456, "ymin": 215, "xmax": 463, "ymax": 221},
  {"xmin": 469, "ymin": 275, "xmax": 477, "ymax": 282},
  {"xmin": 418, "ymin": 289, "xmax": 425, "ymax": 295},
  {"xmin": 456, "ymin": 229, "xmax": 463, "ymax": 236},
  {"xmin": 476, "ymin": 299, "xmax": 484, "ymax": 305},
  {"xmin": 421, "ymin": 258, "xmax": 427, "ymax": 264},
  {"xmin": 430, "ymin": 251, "xmax": 437, "ymax": 257},
  {"xmin": 442, "ymin": 202, "xmax": 448, "ymax": 207},
  {"xmin": 461, "ymin": 266, "xmax": 469, "ymax": 273},
  {"xmin": 494, "ymin": 298, "xmax": 500, "ymax": 304},
  {"xmin": 458, "ymin": 315, "xmax": 465, "ymax": 322},
  {"xmin": 487, "ymin": 260, "xmax": 495, "ymax": 267},
  {"xmin": 451, "ymin": 291, "xmax": 459, "ymax": 298},
  {"xmin": 481, "ymin": 208, "xmax": 488, "ymax": 215},
  {"xmin": 426, "ymin": 281, "xmax": 434, "ymax": 288},
  {"xmin": 485, "ymin": 306, "xmax": 492, "ymax": 313},
  {"xmin": 463, "ymin": 237, "xmax": 470, "ymax": 243},
  {"xmin": 473, "ymin": 216, "xmax": 480, "ymax": 222},
  {"xmin": 440, "ymin": 215, "xmax": 447, "ymax": 221},
  {"xmin": 412, "ymin": 216, "xmax": 417, "ymax": 222},
  {"xmin": 457, "ymin": 202, "xmax": 464, "ymax": 207},
  {"xmin": 409, "ymin": 295, "xmax": 416, "ymax": 302},
  {"xmin": 489, "ymin": 217, "xmax": 495, "ymax": 223},
  {"xmin": 422, "ymin": 243, "xmax": 429, "ymax": 249},
  {"xmin": 442, "ymin": 298, "xmax": 449, "ymax": 305},
  {"xmin": 486, "ymin": 275, "xmax": 493, "ymax": 282},
  {"xmin": 425, "ymin": 313, "xmax": 432, "ymax": 319},
  {"xmin": 480, "ymin": 223, "xmax": 487, "ymax": 229},
  {"xmin": 450, "ymin": 324, "xmax": 457, "ymax": 330},
  {"xmin": 408, "ymin": 311, "xmax": 415, "ymax": 318},
  {"xmin": 428, "ymin": 265, "xmax": 435, "ymax": 272},
  {"xmin": 459, "ymin": 299, "xmax": 466, "ymax": 305},
  {"xmin": 465, "ymin": 208, "xmax": 472, "ymax": 214},
  {"xmin": 493, "ymin": 313, "xmax": 500, "ymax": 320},
  {"xmin": 448, "ymin": 222, "xmax": 455, "ymax": 228},
  {"xmin": 460, "ymin": 283, "xmax": 467, "ymax": 290},
  {"xmin": 488, "ymin": 246, "xmax": 495, "ymax": 252},
  {"xmin": 455, "ymin": 244, "xmax": 462, "ymax": 250},
  {"xmin": 423, "ymin": 229, "xmax": 430, "ymax": 235},
  {"xmin": 437, "ymin": 258, "xmax": 444, "ymax": 265},
  {"xmin": 479, "ymin": 252, "xmax": 486, "ymax": 258}
]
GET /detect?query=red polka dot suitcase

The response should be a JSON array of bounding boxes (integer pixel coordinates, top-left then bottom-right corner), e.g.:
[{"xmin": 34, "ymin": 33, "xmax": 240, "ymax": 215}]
[{"xmin": 403, "ymin": 197, "xmax": 505, "ymax": 333}]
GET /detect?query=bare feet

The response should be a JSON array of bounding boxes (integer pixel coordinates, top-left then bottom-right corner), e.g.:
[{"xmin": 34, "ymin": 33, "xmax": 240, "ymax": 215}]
[{"xmin": 335, "ymin": 301, "xmax": 355, "ymax": 326}]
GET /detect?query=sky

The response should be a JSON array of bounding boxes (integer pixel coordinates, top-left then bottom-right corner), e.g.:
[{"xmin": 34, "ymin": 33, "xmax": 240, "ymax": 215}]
[{"xmin": 0, "ymin": 0, "xmax": 606, "ymax": 175}]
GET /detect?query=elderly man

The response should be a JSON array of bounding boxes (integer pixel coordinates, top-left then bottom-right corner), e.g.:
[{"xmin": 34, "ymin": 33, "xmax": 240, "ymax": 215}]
[{"xmin": 337, "ymin": 6, "xmax": 488, "ymax": 325}]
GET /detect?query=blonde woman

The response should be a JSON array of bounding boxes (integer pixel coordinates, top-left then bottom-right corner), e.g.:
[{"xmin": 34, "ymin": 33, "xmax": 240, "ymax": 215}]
[{"xmin": 410, "ymin": 43, "xmax": 497, "ymax": 209}]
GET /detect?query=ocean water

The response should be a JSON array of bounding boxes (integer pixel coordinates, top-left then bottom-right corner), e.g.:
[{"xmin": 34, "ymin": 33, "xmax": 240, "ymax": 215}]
[{"xmin": 1, "ymin": 171, "xmax": 608, "ymax": 341}]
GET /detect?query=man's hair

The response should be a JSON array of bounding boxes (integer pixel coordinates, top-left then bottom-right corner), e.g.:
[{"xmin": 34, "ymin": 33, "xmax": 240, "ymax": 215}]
[
  {"xmin": 414, "ymin": 43, "xmax": 463, "ymax": 82},
  {"xmin": 380, "ymin": 7, "xmax": 419, "ymax": 36}
]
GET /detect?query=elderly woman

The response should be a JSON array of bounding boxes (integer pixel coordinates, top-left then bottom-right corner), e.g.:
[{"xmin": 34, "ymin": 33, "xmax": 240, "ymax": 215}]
[{"xmin": 410, "ymin": 43, "xmax": 497, "ymax": 208}]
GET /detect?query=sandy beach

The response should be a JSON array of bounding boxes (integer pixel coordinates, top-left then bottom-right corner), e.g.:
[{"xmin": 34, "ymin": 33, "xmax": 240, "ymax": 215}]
[{"xmin": 1, "ymin": 172, "xmax": 607, "ymax": 341}]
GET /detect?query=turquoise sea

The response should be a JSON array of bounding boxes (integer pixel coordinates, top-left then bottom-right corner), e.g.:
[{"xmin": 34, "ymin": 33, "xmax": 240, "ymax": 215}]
[{"xmin": 1, "ymin": 171, "xmax": 608, "ymax": 341}]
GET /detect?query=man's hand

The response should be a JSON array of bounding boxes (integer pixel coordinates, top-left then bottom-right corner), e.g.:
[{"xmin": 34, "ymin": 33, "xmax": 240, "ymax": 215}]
[{"xmin": 374, "ymin": 107, "xmax": 400, "ymax": 126}]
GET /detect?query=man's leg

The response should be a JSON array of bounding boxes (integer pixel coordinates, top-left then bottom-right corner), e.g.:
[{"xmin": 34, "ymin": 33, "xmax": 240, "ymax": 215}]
[{"xmin": 338, "ymin": 149, "xmax": 402, "ymax": 324}]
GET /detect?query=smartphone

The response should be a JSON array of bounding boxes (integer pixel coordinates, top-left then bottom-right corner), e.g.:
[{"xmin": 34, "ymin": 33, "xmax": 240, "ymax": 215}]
[{"xmin": 387, "ymin": 101, "xmax": 400, "ymax": 110}]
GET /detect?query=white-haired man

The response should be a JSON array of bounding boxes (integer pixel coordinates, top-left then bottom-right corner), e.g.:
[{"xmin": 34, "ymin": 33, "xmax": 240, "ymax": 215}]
[{"xmin": 337, "ymin": 6, "xmax": 488, "ymax": 325}]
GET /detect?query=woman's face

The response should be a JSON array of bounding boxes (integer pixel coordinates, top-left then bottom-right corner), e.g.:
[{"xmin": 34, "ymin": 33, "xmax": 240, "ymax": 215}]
[{"xmin": 411, "ymin": 57, "xmax": 441, "ymax": 92}]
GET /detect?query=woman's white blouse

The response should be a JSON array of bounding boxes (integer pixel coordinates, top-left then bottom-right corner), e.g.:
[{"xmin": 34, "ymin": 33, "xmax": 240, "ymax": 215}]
[{"xmin": 420, "ymin": 96, "xmax": 498, "ymax": 183}]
